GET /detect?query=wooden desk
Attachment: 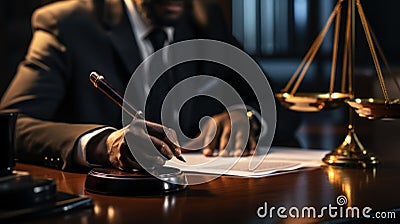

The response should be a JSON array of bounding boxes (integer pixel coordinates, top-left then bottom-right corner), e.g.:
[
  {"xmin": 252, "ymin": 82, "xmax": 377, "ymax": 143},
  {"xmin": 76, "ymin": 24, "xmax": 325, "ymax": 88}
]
[{"xmin": 14, "ymin": 154, "xmax": 400, "ymax": 224}]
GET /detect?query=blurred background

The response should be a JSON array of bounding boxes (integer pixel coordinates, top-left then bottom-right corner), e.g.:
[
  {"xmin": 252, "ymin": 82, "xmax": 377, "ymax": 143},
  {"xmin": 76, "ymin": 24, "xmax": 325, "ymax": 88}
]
[{"xmin": 1, "ymin": 0, "xmax": 400, "ymax": 157}]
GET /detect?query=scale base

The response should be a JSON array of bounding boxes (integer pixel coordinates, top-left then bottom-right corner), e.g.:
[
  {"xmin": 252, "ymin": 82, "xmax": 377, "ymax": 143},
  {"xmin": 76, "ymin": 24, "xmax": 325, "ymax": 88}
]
[
  {"xmin": 322, "ymin": 127, "xmax": 379, "ymax": 168},
  {"xmin": 85, "ymin": 167, "xmax": 187, "ymax": 196}
]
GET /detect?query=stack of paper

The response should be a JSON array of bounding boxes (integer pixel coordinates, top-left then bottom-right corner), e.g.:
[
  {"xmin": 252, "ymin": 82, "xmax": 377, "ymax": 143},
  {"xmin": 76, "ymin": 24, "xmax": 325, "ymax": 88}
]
[{"xmin": 166, "ymin": 147, "xmax": 330, "ymax": 178}]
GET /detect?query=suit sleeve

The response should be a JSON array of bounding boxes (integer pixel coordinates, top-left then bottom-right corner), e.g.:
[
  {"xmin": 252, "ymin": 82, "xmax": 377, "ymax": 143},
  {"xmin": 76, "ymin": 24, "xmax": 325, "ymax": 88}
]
[{"xmin": 0, "ymin": 7, "xmax": 103, "ymax": 171}]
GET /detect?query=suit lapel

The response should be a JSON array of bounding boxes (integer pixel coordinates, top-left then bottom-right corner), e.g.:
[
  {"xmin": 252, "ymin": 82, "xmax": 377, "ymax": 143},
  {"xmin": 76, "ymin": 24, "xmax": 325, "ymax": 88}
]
[{"xmin": 103, "ymin": 0, "xmax": 142, "ymax": 77}]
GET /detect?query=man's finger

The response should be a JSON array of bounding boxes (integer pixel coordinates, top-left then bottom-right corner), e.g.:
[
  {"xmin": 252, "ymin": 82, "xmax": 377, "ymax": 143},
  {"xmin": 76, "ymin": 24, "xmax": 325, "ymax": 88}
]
[
  {"xmin": 149, "ymin": 136, "xmax": 174, "ymax": 160},
  {"xmin": 247, "ymin": 134, "xmax": 257, "ymax": 155},
  {"xmin": 202, "ymin": 118, "xmax": 220, "ymax": 156},
  {"xmin": 145, "ymin": 121, "xmax": 181, "ymax": 151},
  {"xmin": 163, "ymin": 128, "xmax": 183, "ymax": 158},
  {"xmin": 218, "ymin": 125, "xmax": 231, "ymax": 153},
  {"xmin": 233, "ymin": 128, "xmax": 248, "ymax": 157}
]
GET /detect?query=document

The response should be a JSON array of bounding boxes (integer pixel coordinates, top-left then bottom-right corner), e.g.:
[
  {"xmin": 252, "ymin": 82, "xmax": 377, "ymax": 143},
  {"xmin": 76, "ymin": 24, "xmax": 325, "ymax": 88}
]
[{"xmin": 166, "ymin": 147, "xmax": 330, "ymax": 178}]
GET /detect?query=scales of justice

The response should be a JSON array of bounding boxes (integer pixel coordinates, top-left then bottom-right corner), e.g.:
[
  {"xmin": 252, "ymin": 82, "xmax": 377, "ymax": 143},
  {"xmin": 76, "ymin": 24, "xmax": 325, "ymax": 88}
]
[{"xmin": 276, "ymin": 0, "xmax": 400, "ymax": 168}]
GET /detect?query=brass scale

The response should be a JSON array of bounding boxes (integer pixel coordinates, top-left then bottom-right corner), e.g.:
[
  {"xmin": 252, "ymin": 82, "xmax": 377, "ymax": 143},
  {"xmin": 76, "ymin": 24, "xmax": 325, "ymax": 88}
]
[{"xmin": 276, "ymin": 0, "xmax": 400, "ymax": 168}]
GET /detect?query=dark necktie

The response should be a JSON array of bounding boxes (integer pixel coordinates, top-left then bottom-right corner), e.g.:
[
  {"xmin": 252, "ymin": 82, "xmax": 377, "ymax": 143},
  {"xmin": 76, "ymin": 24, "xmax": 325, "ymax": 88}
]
[
  {"xmin": 147, "ymin": 28, "xmax": 168, "ymax": 52},
  {"xmin": 145, "ymin": 28, "xmax": 171, "ymax": 123}
]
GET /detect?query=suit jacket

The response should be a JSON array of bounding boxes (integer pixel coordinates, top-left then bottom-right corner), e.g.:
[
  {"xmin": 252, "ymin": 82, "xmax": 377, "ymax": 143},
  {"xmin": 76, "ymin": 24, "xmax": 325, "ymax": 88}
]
[{"xmin": 0, "ymin": 0, "xmax": 257, "ymax": 171}]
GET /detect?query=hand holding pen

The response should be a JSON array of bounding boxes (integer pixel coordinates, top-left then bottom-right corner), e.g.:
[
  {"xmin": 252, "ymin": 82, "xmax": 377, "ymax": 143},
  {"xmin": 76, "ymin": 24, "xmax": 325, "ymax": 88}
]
[{"xmin": 89, "ymin": 72, "xmax": 185, "ymax": 172}]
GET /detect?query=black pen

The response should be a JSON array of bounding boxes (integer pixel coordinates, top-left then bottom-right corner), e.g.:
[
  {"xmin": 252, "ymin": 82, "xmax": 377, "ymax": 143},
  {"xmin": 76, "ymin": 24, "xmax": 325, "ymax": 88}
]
[{"xmin": 89, "ymin": 71, "xmax": 186, "ymax": 163}]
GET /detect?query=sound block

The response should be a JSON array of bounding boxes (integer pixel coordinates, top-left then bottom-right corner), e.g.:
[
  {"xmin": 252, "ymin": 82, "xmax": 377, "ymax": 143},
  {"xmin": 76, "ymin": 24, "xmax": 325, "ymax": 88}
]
[{"xmin": 84, "ymin": 167, "xmax": 187, "ymax": 196}]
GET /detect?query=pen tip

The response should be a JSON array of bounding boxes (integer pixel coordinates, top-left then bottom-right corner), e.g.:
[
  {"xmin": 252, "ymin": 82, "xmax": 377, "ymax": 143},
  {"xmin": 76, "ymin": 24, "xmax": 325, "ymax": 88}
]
[{"xmin": 177, "ymin": 155, "xmax": 186, "ymax": 163}]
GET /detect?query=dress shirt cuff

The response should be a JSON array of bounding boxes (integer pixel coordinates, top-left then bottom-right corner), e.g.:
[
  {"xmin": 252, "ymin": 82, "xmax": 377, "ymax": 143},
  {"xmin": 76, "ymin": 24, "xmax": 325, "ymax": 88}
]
[{"xmin": 75, "ymin": 127, "xmax": 117, "ymax": 167}]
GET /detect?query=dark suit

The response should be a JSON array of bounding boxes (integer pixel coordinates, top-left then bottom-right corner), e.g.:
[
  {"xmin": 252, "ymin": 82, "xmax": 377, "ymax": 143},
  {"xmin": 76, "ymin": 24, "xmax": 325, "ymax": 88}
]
[{"xmin": 0, "ymin": 0, "xmax": 259, "ymax": 171}]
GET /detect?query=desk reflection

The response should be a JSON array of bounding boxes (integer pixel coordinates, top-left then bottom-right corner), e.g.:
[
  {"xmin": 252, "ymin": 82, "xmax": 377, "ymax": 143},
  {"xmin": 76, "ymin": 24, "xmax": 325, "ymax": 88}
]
[
  {"xmin": 14, "ymin": 158, "xmax": 400, "ymax": 224},
  {"xmin": 325, "ymin": 166, "xmax": 377, "ymax": 207}
]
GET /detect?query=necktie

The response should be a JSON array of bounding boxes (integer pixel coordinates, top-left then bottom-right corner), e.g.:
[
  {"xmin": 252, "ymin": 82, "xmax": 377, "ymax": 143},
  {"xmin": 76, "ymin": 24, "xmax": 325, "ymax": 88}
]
[
  {"xmin": 145, "ymin": 28, "xmax": 170, "ymax": 123},
  {"xmin": 147, "ymin": 28, "xmax": 168, "ymax": 52}
]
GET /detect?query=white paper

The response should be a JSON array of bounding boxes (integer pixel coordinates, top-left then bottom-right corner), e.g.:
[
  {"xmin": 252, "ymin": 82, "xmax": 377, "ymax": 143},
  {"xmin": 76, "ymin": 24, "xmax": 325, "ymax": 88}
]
[{"xmin": 166, "ymin": 147, "xmax": 330, "ymax": 178}]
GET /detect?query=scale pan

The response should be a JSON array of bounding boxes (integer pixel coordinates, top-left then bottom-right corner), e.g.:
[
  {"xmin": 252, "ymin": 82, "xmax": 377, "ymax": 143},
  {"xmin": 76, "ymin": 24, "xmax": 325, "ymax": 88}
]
[
  {"xmin": 347, "ymin": 98, "xmax": 400, "ymax": 120},
  {"xmin": 275, "ymin": 92, "xmax": 351, "ymax": 112}
]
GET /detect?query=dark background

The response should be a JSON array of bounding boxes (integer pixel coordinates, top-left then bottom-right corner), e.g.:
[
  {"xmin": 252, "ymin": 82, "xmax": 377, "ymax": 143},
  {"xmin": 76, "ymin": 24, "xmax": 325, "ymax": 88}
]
[
  {"xmin": 0, "ymin": 1, "xmax": 50, "ymax": 97},
  {"xmin": 2, "ymin": 0, "xmax": 400, "ymax": 96}
]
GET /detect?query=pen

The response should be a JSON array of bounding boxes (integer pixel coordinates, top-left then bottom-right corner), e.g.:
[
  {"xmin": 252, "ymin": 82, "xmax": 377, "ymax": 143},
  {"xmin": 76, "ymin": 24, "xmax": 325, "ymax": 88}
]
[{"xmin": 89, "ymin": 71, "xmax": 186, "ymax": 163}]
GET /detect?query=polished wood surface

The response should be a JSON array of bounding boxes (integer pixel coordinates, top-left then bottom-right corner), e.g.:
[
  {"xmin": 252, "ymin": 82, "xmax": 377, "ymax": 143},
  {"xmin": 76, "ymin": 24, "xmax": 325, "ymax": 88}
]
[{"xmin": 13, "ymin": 152, "xmax": 400, "ymax": 224}]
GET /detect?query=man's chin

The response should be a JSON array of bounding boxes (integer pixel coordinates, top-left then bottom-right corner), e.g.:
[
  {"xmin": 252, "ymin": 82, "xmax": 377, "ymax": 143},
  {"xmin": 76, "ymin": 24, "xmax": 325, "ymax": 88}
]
[
  {"xmin": 141, "ymin": 0, "xmax": 186, "ymax": 27},
  {"xmin": 155, "ymin": 15, "xmax": 183, "ymax": 26}
]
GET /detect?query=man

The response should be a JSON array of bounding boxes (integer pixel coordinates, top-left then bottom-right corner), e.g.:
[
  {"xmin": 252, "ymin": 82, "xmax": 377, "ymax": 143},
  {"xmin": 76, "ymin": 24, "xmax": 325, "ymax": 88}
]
[{"xmin": 0, "ymin": 0, "xmax": 263, "ymax": 172}]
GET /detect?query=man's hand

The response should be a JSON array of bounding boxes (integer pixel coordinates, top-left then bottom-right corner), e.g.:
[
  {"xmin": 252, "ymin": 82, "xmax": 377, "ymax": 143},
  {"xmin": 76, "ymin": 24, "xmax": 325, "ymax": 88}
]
[
  {"xmin": 201, "ymin": 110, "xmax": 260, "ymax": 157},
  {"xmin": 88, "ymin": 120, "xmax": 181, "ymax": 172}
]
